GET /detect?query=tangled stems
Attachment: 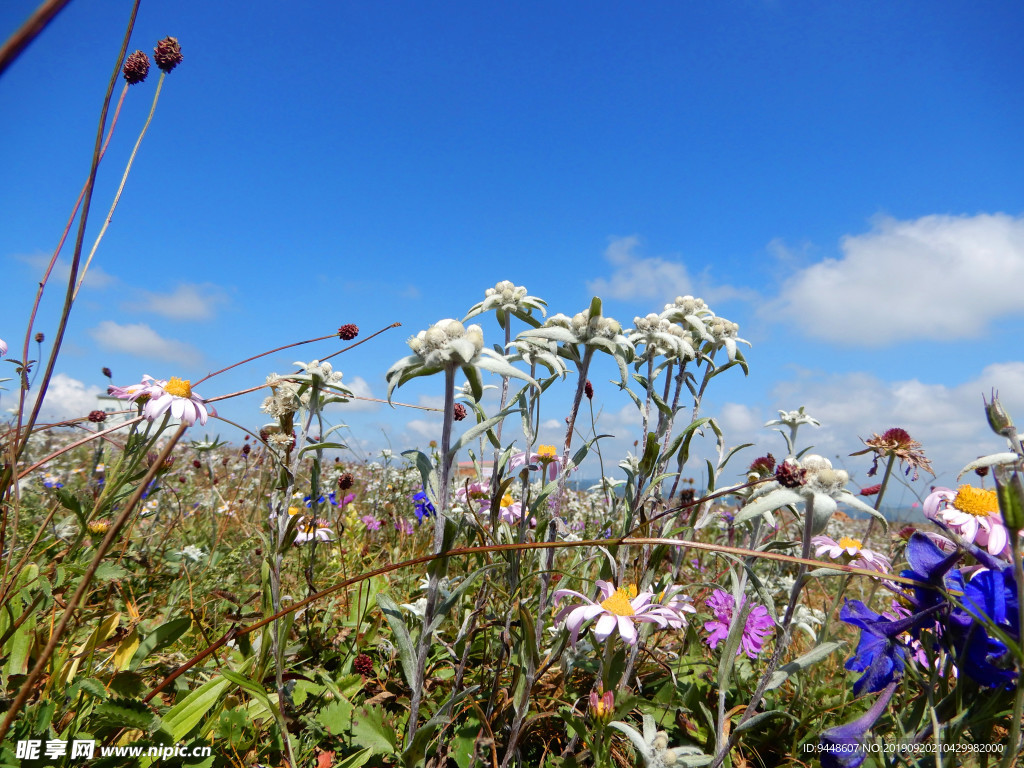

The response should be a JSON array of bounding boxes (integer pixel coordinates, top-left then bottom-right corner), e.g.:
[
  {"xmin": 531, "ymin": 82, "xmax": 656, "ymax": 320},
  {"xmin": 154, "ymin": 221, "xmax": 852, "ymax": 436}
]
[
  {"xmin": 0, "ymin": 421, "xmax": 186, "ymax": 743},
  {"xmin": 1, "ymin": 0, "xmax": 141, "ymax": 499}
]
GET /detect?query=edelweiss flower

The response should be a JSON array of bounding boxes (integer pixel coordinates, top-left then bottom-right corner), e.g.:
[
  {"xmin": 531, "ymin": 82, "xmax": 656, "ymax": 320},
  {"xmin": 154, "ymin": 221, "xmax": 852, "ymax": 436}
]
[
  {"xmin": 610, "ymin": 713, "xmax": 706, "ymax": 768},
  {"xmin": 463, "ymin": 280, "xmax": 547, "ymax": 326},
  {"xmin": 627, "ymin": 313, "xmax": 695, "ymax": 361},
  {"xmin": 135, "ymin": 376, "xmax": 209, "ymax": 426},
  {"xmin": 553, "ymin": 581, "xmax": 678, "ymax": 646},
  {"xmin": 735, "ymin": 455, "xmax": 886, "ymax": 534},
  {"xmin": 812, "ymin": 535, "xmax": 891, "ymax": 573},
  {"xmin": 924, "ymin": 485, "xmax": 1010, "ymax": 558}
]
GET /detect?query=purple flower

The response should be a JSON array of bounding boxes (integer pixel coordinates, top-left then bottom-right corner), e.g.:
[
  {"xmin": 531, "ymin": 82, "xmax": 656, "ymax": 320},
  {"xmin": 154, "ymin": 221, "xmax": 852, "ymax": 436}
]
[
  {"xmin": 839, "ymin": 600, "xmax": 925, "ymax": 696},
  {"xmin": 395, "ymin": 518, "xmax": 415, "ymax": 535},
  {"xmin": 360, "ymin": 515, "xmax": 382, "ymax": 531},
  {"xmin": 412, "ymin": 491, "xmax": 435, "ymax": 522},
  {"xmin": 948, "ymin": 566, "xmax": 1019, "ymax": 688},
  {"xmin": 703, "ymin": 589, "xmax": 774, "ymax": 659},
  {"xmin": 818, "ymin": 681, "xmax": 897, "ymax": 768}
]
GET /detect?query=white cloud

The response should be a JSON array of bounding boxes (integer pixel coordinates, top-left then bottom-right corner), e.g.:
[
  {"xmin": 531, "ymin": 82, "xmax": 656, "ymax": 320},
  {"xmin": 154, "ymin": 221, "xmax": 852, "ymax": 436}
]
[
  {"xmin": 339, "ymin": 375, "xmax": 380, "ymax": 413},
  {"xmin": 90, "ymin": 321, "xmax": 202, "ymax": 365},
  {"xmin": 123, "ymin": 283, "xmax": 228, "ymax": 320},
  {"xmin": 587, "ymin": 236, "xmax": 748, "ymax": 306},
  {"xmin": 587, "ymin": 236, "xmax": 696, "ymax": 301},
  {"xmin": 22, "ymin": 373, "xmax": 104, "ymax": 422},
  {"xmin": 773, "ymin": 213, "xmax": 1024, "ymax": 344},
  {"xmin": 14, "ymin": 252, "xmax": 116, "ymax": 289},
  {"xmin": 765, "ymin": 362, "xmax": 1024, "ymax": 485}
]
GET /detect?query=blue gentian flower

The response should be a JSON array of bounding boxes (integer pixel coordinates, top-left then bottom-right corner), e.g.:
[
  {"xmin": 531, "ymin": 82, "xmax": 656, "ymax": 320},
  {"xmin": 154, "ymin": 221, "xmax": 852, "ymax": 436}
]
[
  {"xmin": 948, "ymin": 566, "xmax": 1019, "ymax": 688},
  {"xmin": 900, "ymin": 532, "xmax": 961, "ymax": 613},
  {"xmin": 818, "ymin": 682, "xmax": 897, "ymax": 768},
  {"xmin": 412, "ymin": 491, "xmax": 435, "ymax": 523},
  {"xmin": 840, "ymin": 600, "xmax": 920, "ymax": 696}
]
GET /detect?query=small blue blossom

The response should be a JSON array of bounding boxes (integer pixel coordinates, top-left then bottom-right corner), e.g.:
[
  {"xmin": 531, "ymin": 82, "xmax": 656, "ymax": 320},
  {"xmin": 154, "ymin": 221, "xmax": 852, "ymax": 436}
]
[
  {"xmin": 412, "ymin": 491, "xmax": 435, "ymax": 523},
  {"xmin": 840, "ymin": 600, "xmax": 916, "ymax": 696}
]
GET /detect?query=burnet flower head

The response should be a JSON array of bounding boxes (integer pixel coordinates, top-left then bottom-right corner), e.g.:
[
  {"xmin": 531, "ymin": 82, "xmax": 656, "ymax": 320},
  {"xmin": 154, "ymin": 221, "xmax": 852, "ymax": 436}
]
[
  {"xmin": 386, "ymin": 318, "xmax": 534, "ymax": 402},
  {"xmin": 734, "ymin": 454, "xmax": 887, "ymax": 535}
]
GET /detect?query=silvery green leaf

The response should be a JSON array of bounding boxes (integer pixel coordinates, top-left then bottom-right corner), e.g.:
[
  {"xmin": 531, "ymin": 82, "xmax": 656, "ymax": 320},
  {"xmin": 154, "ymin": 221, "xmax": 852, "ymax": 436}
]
[
  {"xmin": 609, "ymin": 721, "xmax": 653, "ymax": 761},
  {"xmin": 475, "ymin": 351, "xmax": 538, "ymax": 388},
  {"xmin": 810, "ymin": 492, "xmax": 837, "ymax": 534},
  {"xmin": 733, "ymin": 710, "xmax": 798, "ymax": 733},
  {"xmin": 765, "ymin": 641, "xmax": 844, "ymax": 690},
  {"xmin": 957, "ymin": 452, "xmax": 1021, "ymax": 479},
  {"xmin": 732, "ymin": 488, "xmax": 803, "ymax": 526},
  {"xmin": 376, "ymin": 594, "xmax": 417, "ymax": 688},
  {"xmin": 517, "ymin": 326, "xmax": 579, "ymax": 344}
]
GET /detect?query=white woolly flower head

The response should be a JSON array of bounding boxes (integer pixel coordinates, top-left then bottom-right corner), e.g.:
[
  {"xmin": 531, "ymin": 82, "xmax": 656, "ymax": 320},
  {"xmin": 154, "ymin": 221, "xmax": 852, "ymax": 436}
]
[
  {"xmin": 628, "ymin": 313, "xmax": 695, "ymax": 361},
  {"xmin": 406, "ymin": 319, "xmax": 485, "ymax": 369}
]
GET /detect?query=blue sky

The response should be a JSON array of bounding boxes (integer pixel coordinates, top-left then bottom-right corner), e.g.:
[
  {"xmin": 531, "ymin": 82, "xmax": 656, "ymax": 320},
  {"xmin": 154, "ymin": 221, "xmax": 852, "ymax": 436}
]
[{"xmin": 2, "ymin": 1, "xmax": 1023, "ymax": 502}]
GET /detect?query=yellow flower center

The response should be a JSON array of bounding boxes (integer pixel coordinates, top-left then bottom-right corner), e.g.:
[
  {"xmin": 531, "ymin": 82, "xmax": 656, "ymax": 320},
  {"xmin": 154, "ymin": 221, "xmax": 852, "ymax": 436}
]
[
  {"xmin": 953, "ymin": 485, "xmax": 998, "ymax": 518},
  {"xmin": 288, "ymin": 507, "xmax": 301, "ymax": 516},
  {"xmin": 501, "ymin": 494, "xmax": 515, "ymax": 508},
  {"xmin": 600, "ymin": 586, "xmax": 637, "ymax": 617},
  {"xmin": 838, "ymin": 536, "xmax": 863, "ymax": 551},
  {"xmin": 87, "ymin": 520, "xmax": 110, "ymax": 535},
  {"xmin": 165, "ymin": 376, "xmax": 192, "ymax": 398},
  {"xmin": 537, "ymin": 445, "xmax": 558, "ymax": 462}
]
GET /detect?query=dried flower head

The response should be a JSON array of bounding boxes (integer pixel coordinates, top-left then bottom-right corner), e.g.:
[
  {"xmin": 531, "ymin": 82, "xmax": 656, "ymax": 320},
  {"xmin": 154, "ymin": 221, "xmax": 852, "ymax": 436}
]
[
  {"xmin": 102, "ymin": 367, "xmax": 113, "ymax": 379},
  {"xmin": 774, "ymin": 461, "xmax": 807, "ymax": 488},
  {"xmin": 338, "ymin": 323, "xmax": 359, "ymax": 341},
  {"xmin": 353, "ymin": 653, "xmax": 374, "ymax": 676},
  {"xmin": 122, "ymin": 50, "xmax": 151, "ymax": 84},
  {"xmin": 338, "ymin": 472, "xmax": 355, "ymax": 490},
  {"xmin": 34, "ymin": 332, "xmax": 44, "ymax": 343},
  {"xmin": 748, "ymin": 453, "xmax": 776, "ymax": 477},
  {"xmin": 852, "ymin": 427, "xmax": 934, "ymax": 480},
  {"xmin": 452, "ymin": 403, "xmax": 467, "ymax": 421},
  {"xmin": 153, "ymin": 37, "xmax": 183, "ymax": 73},
  {"xmin": 584, "ymin": 379, "xmax": 594, "ymax": 400},
  {"xmin": 87, "ymin": 410, "xmax": 107, "ymax": 423}
]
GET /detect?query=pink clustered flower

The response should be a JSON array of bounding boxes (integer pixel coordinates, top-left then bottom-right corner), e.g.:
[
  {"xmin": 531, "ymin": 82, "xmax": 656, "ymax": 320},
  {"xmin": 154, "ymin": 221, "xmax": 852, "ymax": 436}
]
[
  {"xmin": 361, "ymin": 515, "xmax": 381, "ymax": 531},
  {"xmin": 553, "ymin": 580, "xmax": 688, "ymax": 646},
  {"xmin": 924, "ymin": 485, "xmax": 1010, "ymax": 560},
  {"xmin": 811, "ymin": 534, "xmax": 891, "ymax": 573},
  {"xmin": 394, "ymin": 518, "xmax": 415, "ymax": 535},
  {"xmin": 703, "ymin": 589, "xmax": 774, "ymax": 659}
]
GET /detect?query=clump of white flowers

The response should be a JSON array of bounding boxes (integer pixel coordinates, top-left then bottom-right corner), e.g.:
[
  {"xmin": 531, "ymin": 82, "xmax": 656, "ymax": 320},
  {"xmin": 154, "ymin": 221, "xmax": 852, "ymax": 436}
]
[
  {"xmin": 628, "ymin": 313, "xmax": 695, "ymax": 361},
  {"xmin": 464, "ymin": 280, "xmax": 547, "ymax": 325},
  {"xmin": 407, "ymin": 319, "xmax": 485, "ymax": 369}
]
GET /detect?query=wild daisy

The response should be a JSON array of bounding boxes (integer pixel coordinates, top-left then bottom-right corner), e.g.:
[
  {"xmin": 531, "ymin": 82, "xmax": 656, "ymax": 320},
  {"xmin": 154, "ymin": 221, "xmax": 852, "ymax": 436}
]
[
  {"xmin": 811, "ymin": 534, "xmax": 891, "ymax": 573},
  {"xmin": 132, "ymin": 376, "xmax": 209, "ymax": 426},
  {"xmin": 294, "ymin": 517, "xmax": 333, "ymax": 545},
  {"xmin": 553, "ymin": 580, "xmax": 678, "ymax": 646},
  {"xmin": 924, "ymin": 485, "xmax": 1009, "ymax": 558}
]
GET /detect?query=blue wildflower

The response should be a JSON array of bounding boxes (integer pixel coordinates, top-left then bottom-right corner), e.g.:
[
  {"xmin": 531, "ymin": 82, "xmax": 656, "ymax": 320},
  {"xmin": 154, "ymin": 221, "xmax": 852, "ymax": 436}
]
[
  {"xmin": 413, "ymin": 491, "xmax": 435, "ymax": 523},
  {"xmin": 948, "ymin": 566, "xmax": 1019, "ymax": 688},
  {"xmin": 840, "ymin": 600, "xmax": 923, "ymax": 696},
  {"xmin": 818, "ymin": 681, "xmax": 897, "ymax": 768},
  {"xmin": 900, "ymin": 532, "xmax": 961, "ymax": 613}
]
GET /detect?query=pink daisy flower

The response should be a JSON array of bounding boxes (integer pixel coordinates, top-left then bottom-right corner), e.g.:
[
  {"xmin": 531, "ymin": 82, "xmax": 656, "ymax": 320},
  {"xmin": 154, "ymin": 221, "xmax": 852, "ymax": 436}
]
[
  {"xmin": 508, "ymin": 444, "xmax": 567, "ymax": 481},
  {"xmin": 553, "ymin": 580, "xmax": 678, "ymax": 646},
  {"xmin": 137, "ymin": 376, "xmax": 209, "ymax": 426},
  {"xmin": 811, "ymin": 534, "xmax": 891, "ymax": 573},
  {"xmin": 924, "ymin": 485, "xmax": 1009, "ymax": 559},
  {"xmin": 703, "ymin": 589, "xmax": 774, "ymax": 659}
]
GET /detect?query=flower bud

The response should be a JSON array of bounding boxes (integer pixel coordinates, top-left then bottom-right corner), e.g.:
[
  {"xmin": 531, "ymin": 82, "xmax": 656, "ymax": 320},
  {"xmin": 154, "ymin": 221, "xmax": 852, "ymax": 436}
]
[{"xmin": 984, "ymin": 390, "xmax": 1015, "ymax": 438}]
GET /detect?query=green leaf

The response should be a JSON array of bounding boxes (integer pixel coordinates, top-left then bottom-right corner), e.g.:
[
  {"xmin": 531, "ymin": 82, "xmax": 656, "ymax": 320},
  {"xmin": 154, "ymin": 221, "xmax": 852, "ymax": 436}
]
[
  {"xmin": 733, "ymin": 709, "xmax": 798, "ymax": 733},
  {"xmin": 425, "ymin": 564, "xmax": 500, "ymax": 636},
  {"xmin": 334, "ymin": 748, "xmax": 374, "ymax": 768},
  {"xmin": 351, "ymin": 704, "xmax": 398, "ymax": 754},
  {"xmin": 131, "ymin": 617, "xmax": 192, "ymax": 671},
  {"xmin": 161, "ymin": 674, "xmax": 232, "ymax": 742},
  {"xmin": 376, "ymin": 594, "xmax": 417, "ymax": 689}
]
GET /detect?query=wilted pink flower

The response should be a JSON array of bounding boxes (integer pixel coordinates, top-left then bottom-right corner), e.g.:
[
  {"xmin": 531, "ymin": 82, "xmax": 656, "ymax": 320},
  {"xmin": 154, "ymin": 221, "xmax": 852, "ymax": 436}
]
[
  {"xmin": 811, "ymin": 534, "xmax": 891, "ymax": 573},
  {"xmin": 703, "ymin": 589, "xmax": 774, "ymax": 659}
]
